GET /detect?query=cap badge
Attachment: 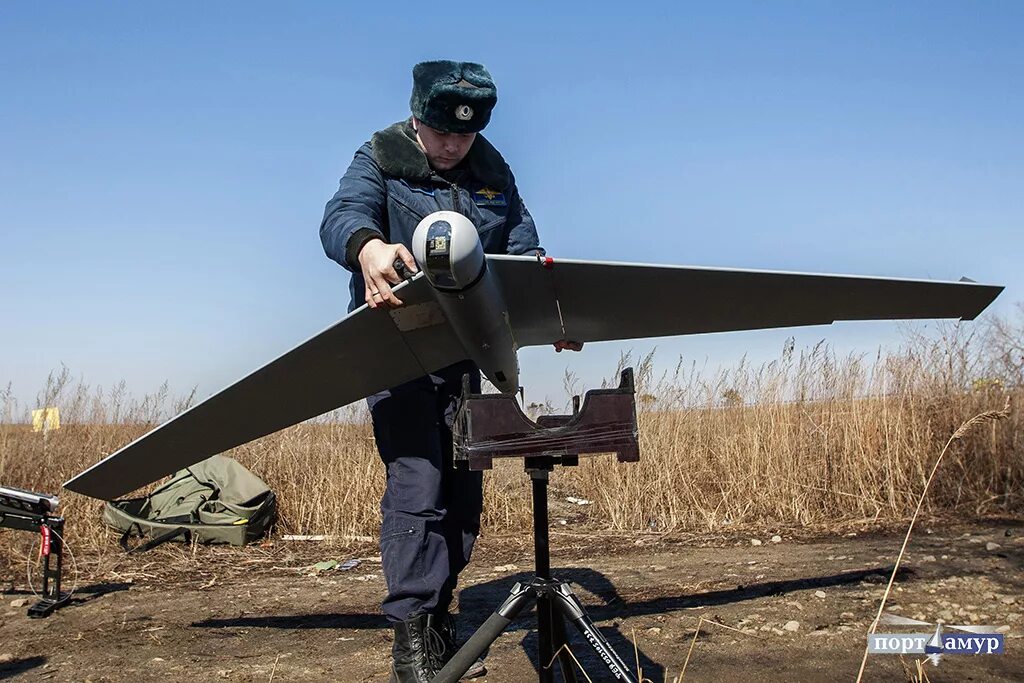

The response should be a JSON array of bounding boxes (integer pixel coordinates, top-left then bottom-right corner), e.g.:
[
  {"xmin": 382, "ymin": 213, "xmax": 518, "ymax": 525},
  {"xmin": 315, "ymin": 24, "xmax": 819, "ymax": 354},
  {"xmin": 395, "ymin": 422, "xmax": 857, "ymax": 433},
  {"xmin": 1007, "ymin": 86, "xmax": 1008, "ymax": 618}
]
[{"xmin": 455, "ymin": 105, "xmax": 474, "ymax": 121}]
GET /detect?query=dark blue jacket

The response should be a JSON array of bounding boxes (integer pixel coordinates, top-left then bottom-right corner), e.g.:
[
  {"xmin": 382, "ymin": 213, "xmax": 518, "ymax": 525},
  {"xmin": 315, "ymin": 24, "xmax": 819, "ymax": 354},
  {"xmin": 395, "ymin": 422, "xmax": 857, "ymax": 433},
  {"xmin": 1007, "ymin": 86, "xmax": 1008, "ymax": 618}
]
[{"xmin": 321, "ymin": 120, "xmax": 543, "ymax": 311}]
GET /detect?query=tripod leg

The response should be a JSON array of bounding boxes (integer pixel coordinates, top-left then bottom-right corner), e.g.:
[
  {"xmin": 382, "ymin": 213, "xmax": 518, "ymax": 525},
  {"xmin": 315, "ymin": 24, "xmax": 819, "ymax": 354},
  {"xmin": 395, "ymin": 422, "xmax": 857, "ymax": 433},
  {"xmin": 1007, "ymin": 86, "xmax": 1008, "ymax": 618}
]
[
  {"xmin": 432, "ymin": 582, "xmax": 535, "ymax": 683},
  {"xmin": 537, "ymin": 593, "xmax": 555, "ymax": 683},
  {"xmin": 549, "ymin": 609, "xmax": 580, "ymax": 683},
  {"xmin": 550, "ymin": 583, "xmax": 639, "ymax": 683}
]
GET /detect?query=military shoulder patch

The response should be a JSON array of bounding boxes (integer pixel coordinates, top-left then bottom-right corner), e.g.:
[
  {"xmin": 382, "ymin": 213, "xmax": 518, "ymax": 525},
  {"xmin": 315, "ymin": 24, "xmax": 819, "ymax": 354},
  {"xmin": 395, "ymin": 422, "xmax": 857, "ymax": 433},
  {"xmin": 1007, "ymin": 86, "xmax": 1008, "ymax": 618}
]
[{"xmin": 472, "ymin": 186, "xmax": 507, "ymax": 206}]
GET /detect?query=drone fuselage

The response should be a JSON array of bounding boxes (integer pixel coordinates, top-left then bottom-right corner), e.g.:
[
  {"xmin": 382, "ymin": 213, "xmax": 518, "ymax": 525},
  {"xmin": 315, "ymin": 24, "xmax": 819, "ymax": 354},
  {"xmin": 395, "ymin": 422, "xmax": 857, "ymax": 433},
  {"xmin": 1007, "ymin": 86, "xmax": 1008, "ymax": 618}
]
[{"xmin": 412, "ymin": 211, "xmax": 520, "ymax": 393}]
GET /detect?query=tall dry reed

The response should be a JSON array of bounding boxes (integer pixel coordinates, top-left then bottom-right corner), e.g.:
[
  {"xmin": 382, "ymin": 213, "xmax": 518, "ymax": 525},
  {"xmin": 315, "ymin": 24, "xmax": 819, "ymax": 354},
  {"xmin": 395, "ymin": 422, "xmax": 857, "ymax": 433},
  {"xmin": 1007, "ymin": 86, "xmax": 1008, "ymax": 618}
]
[{"xmin": 1, "ymin": 314, "xmax": 1021, "ymax": 563}]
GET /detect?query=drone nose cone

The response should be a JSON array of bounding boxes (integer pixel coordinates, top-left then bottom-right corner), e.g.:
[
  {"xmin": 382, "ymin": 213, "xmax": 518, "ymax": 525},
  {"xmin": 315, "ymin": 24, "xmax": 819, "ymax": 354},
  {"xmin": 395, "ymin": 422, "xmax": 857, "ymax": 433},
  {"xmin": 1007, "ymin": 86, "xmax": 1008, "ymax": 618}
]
[{"xmin": 412, "ymin": 211, "xmax": 484, "ymax": 290}]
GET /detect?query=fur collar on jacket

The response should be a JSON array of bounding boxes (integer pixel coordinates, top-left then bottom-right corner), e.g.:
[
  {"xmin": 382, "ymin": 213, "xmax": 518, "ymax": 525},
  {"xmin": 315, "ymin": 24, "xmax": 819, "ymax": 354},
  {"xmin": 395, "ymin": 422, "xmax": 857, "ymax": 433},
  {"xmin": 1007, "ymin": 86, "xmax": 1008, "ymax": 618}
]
[{"xmin": 370, "ymin": 119, "xmax": 511, "ymax": 190}]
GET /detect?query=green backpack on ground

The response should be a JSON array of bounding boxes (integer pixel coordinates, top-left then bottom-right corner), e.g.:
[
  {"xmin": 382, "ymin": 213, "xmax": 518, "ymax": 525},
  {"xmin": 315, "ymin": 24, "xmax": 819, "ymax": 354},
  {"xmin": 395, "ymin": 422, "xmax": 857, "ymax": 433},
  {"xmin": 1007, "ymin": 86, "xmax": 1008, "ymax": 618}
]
[{"xmin": 103, "ymin": 455, "xmax": 277, "ymax": 551}]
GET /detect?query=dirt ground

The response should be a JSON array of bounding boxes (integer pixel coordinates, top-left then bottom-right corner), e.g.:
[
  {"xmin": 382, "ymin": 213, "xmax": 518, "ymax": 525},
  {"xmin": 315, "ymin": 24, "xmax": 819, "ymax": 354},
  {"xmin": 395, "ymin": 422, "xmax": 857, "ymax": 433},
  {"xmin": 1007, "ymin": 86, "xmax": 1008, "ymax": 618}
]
[{"xmin": 1, "ymin": 519, "xmax": 1022, "ymax": 682}]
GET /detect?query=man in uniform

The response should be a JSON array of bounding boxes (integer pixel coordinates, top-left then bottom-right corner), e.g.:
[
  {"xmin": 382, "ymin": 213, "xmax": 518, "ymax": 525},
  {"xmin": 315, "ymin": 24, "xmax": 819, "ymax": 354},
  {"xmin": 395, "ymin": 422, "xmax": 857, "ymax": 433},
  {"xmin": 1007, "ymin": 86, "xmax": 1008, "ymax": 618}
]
[{"xmin": 320, "ymin": 61, "xmax": 580, "ymax": 682}]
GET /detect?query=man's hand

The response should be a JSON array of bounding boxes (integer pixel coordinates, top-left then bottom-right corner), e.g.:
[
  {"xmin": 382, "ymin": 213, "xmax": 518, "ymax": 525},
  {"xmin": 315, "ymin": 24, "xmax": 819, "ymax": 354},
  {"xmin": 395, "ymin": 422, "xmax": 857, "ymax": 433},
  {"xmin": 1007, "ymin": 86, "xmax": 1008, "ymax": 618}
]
[
  {"xmin": 554, "ymin": 340, "xmax": 584, "ymax": 353},
  {"xmin": 358, "ymin": 239, "xmax": 419, "ymax": 309}
]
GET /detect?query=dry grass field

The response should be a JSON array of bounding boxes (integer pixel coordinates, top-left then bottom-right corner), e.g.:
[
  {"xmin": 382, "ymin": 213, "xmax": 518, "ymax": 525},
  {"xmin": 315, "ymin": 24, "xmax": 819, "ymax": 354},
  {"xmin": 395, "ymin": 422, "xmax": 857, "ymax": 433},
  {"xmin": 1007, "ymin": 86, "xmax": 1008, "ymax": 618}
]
[
  {"xmin": 1, "ymin": 310, "xmax": 1023, "ymax": 681},
  {"xmin": 2, "ymin": 306, "xmax": 1022, "ymax": 564}
]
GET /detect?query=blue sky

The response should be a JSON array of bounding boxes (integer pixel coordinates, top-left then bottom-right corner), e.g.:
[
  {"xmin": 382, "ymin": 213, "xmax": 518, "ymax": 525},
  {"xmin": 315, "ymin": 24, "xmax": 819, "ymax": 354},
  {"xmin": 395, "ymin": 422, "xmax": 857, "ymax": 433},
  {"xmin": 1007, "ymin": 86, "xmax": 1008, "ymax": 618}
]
[{"xmin": 2, "ymin": 1, "xmax": 1021, "ymax": 412}]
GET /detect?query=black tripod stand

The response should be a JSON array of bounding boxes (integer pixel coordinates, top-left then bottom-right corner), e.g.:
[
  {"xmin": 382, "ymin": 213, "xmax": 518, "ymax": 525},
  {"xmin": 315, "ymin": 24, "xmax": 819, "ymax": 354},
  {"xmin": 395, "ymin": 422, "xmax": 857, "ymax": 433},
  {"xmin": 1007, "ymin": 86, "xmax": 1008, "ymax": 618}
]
[{"xmin": 433, "ymin": 370, "xmax": 641, "ymax": 683}]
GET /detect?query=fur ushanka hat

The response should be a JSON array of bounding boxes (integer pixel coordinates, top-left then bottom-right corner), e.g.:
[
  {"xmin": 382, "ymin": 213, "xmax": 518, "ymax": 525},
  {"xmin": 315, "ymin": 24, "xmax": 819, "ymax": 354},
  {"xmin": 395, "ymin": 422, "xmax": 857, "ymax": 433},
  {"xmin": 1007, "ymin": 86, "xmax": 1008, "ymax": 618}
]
[{"xmin": 410, "ymin": 60, "xmax": 497, "ymax": 134}]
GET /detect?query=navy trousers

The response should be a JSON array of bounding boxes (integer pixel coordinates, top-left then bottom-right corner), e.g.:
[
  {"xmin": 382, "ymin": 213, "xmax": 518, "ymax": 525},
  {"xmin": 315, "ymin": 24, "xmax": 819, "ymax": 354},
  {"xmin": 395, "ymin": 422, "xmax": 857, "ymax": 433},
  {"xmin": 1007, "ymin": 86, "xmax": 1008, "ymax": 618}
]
[{"xmin": 367, "ymin": 360, "xmax": 483, "ymax": 623}]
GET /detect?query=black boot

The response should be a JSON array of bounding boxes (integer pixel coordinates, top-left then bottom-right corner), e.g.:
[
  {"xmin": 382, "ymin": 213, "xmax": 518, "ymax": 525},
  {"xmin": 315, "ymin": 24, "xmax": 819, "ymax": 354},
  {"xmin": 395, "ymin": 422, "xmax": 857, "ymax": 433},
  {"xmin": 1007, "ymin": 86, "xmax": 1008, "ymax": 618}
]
[
  {"xmin": 429, "ymin": 610, "xmax": 487, "ymax": 680},
  {"xmin": 389, "ymin": 613, "xmax": 443, "ymax": 683}
]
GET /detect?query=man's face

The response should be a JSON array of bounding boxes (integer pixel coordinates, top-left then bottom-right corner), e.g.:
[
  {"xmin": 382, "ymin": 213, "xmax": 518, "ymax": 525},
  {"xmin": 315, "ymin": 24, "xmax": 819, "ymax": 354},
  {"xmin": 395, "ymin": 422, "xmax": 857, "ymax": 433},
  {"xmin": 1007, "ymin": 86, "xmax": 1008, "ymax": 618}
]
[{"xmin": 413, "ymin": 117, "xmax": 476, "ymax": 171}]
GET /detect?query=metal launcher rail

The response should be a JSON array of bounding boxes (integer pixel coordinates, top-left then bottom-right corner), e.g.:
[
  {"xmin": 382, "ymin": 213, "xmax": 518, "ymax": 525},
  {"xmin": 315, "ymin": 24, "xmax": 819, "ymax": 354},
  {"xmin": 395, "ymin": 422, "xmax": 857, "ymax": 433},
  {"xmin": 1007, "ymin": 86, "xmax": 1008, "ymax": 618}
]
[{"xmin": 0, "ymin": 485, "xmax": 69, "ymax": 617}]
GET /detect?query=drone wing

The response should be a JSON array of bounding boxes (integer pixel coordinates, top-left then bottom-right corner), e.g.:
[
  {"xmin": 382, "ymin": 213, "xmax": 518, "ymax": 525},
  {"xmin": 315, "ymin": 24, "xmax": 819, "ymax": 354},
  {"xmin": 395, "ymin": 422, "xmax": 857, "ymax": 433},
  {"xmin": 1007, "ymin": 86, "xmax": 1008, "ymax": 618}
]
[
  {"xmin": 64, "ymin": 274, "xmax": 467, "ymax": 500},
  {"xmin": 487, "ymin": 255, "xmax": 1003, "ymax": 347}
]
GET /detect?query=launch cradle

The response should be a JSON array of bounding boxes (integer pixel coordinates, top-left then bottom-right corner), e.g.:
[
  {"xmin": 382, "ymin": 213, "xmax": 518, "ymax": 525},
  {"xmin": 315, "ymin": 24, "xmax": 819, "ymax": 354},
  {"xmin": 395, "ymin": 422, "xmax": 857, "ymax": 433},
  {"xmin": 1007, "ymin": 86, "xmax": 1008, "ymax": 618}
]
[{"xmin": 435, "ymin": 369, "xmax": 641, "ymax": 683}]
